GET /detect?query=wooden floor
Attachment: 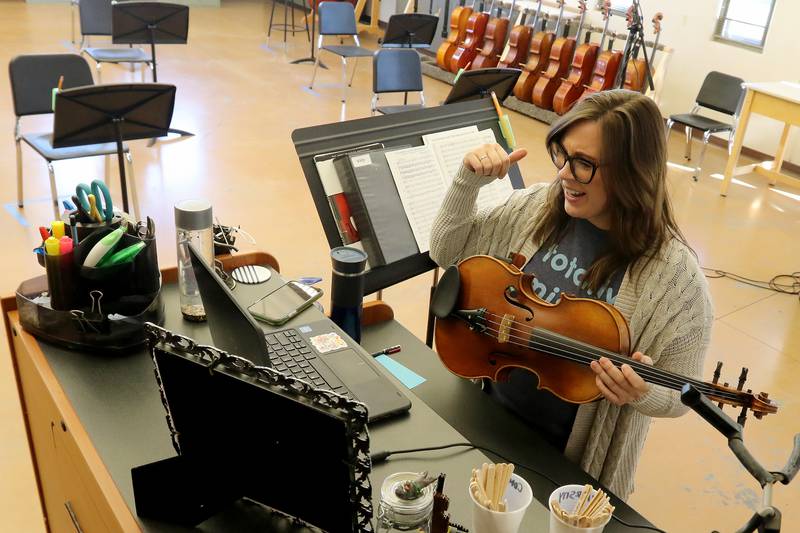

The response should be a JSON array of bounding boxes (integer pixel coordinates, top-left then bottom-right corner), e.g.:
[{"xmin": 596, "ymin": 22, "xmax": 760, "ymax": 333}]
[{"xmin": 1, "ymin": 1, "xmax": 799, "ymax": 531}]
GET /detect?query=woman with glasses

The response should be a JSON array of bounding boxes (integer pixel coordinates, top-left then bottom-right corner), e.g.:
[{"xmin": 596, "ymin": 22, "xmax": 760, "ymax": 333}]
[{"xmin": 430, "ymin": 90, "xmax": 713, "ymax": 500}]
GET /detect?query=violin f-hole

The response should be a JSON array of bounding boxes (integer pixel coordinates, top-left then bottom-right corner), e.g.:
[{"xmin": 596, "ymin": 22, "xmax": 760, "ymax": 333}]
[{"xmin": 504, "ymin": 285, "xmax": 534, "ymax": 321}]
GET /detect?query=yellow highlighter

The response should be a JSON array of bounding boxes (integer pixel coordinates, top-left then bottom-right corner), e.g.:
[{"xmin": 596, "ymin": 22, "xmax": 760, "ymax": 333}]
[
  {"xmin": 51, "ymin": 221, "xmax": 65, "ymax": 239},
  {"xmin": 491, "ymin": 91, "xmax": 517, "ymax": 150},
  {"xmin": 44, "ymin": 236, "xmax": 60, "ymax": 256},
  {"xmin": 88, "ymin": 194, "xmax": 103, "ymax": 223}
]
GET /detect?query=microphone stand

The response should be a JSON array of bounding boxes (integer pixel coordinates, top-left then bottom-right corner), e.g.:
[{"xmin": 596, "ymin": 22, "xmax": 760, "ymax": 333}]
[{"xmin": 291, "ymin": 0, "xmax": 328, "ymax": 69}]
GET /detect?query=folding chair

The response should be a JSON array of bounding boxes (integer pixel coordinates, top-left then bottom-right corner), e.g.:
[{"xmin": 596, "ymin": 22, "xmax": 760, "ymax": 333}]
[{"xmin": 371, "ymin": 48, "xmax": 425, "ymax": 115}]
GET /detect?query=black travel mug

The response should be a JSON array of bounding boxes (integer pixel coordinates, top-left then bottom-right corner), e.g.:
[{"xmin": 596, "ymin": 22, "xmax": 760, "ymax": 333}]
[{"xmin": 329, "ymin": 246, "xmax": 368, "ymax": 343}]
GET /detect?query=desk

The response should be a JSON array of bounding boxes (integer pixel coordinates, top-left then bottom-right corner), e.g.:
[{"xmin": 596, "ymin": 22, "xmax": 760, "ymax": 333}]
[
  {"xmin": 721, "ymin": 81, "xmax": 800, "ymax": 196},
  {"xmin": 3, "ymin": 254, "xmax": 657, "ymax": 532}
]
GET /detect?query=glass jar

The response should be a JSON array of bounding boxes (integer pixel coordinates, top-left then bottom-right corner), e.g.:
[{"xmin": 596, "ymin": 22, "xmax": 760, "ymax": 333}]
[
  {"xmin": 376, "ymin": 472, "xmax": 434, "ymax": 533},
  {"xmin": 175, "ymin": 199, "xmax": 213, "ymax": 322}
]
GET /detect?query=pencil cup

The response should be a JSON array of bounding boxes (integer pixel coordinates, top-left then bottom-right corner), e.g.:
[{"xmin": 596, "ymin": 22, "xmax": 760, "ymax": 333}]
[
  {"xmin": 45, "ymin": 251, "xmax": 76, "ymax": 311},
  {"xmin": 469, "ymin": 473, "xmax": 532, "ymax": 533},
  {"xmin": 548, "ymin": 485, "xmax": 612, "ymax": 533}
]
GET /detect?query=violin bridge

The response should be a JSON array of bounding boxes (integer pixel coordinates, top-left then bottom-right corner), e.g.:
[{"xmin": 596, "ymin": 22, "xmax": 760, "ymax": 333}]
[{"xmin": 497, "ymin": 314, "xmax": 515, "ymax": 344}]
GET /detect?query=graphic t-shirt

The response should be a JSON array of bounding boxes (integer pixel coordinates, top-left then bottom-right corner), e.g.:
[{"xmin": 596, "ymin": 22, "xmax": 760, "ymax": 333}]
[{"xmin": 488, "ymin": 219, "xmax": 625, "ymax": 451}]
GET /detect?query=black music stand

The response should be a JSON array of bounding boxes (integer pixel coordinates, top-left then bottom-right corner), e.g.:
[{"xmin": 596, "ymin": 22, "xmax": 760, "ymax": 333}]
[
  {"xmin": 53, "ymin": 84, "xmax": 176, "ymax": 215},
  {"xmin": 444, "ymin": 68, "xmax": 522, "ymax": 104},
  {"xmin": 381, "ymin": 13, "xmax": 439, "ymax": 48},
  {"xmin": 112, "ymin": 2, "xmax": 189, "ymax": 83},
  {"xmin": 290, "ymin": 1, "xmax": 328, "ymax": 70}
]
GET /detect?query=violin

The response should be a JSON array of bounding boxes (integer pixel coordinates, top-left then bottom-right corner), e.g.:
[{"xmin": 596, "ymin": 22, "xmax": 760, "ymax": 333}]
[
  {"xmin": 531, "ymin": 0, "xmax": 579, "ymax": 111},
  {"xmin": 449, "ymin": 0, "xmax": 490, "ymax": 72},
  {"xmin": 512, "ymin": 0, "xmax": 552, "ymax": 103},
  {"xmin": 470, "ymin": 0, "xmax": 511, "ymax": 70},
  {"xmin": 436, "ymin": 0, "xmax": 474, "ymax": 70},
  {"xmin": 431, "ymin": 255, "xmax": 778, "ymax": 419},
  {"xmin": 498, "ymin": 7, "xmax": 531, "ymax": 69},
  {"xmin": 583, "ymin": 1, "xmax": 622, "ymax": 95}
]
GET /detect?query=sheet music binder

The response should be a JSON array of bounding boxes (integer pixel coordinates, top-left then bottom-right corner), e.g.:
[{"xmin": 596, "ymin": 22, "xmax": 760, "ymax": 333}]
[
  {"xmin": 292, "ymin": 98, "xmax": 525, "ymax": 296},
  {"xmin": 334, "ymin": 147, "xmax": 419, "ymax": 267}
]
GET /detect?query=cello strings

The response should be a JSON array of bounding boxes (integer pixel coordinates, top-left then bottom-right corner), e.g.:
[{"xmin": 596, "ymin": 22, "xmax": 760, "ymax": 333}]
[{"xmin": 472, "ymin": 316, "xmax": 743, "ymax": 402}]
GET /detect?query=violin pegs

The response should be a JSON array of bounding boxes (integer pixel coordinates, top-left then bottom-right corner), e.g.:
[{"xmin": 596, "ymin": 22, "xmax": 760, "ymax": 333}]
[
  {"xmin": 736, "ymin": 367, "xmax": 749, "ymax": 391},
  {"xmin": 737, "ymin": 406, "xmax": 748, "ymax": 427},
  {"xmin": 718, "ymin": 382, "xmax": 730, "ymax": 409},
  {"xmin": 712, "ymin": 361, "xmax": 723, "ymax": 384}
]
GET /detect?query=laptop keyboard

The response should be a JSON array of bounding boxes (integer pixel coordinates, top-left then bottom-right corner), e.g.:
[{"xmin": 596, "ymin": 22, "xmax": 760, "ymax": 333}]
[{"xmin": 265, "ymin": 330, "xmax": 351, "ymax": 398}]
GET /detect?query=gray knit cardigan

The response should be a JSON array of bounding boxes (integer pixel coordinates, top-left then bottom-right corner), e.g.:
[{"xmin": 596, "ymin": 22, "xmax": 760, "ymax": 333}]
[{"xmin": 430, "ymin": 166, "xmax": 714, "ymax": 500}]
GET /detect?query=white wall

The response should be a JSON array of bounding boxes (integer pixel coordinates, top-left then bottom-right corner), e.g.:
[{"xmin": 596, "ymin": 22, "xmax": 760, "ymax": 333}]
[{"xmin": 579, "ymin": 0, "xmax": 800, "ymax": 165}]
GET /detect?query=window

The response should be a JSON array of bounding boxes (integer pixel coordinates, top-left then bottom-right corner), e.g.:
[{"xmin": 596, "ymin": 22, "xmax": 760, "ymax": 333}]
[{"xmin": 713, "ymin": 0, "xmax": 777, "ymax": 51}]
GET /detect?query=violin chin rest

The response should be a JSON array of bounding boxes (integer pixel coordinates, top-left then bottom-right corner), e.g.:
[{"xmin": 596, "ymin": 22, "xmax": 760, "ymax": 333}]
[{"xmin": 431, "ymin": 265, "xmax": 461, "ymax": 319}]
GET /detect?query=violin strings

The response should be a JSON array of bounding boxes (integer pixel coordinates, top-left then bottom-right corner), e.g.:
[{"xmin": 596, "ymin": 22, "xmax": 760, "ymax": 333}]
[
  {"xmin": 476, "ymin": 310, "xmax": 726, "ymax": 393},
  {"xmin": 473, "ymin": 316, "xmax": 743, "ymax": 402},
  {"xmin": 476, "ymin": 315, "xmax": 740, "ymax": 401}
]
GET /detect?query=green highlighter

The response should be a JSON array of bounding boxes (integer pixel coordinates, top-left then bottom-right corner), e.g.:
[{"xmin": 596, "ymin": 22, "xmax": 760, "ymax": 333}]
[{"xmin": 96, "ymin": 242, "xmax": 146, "ymax": 268}]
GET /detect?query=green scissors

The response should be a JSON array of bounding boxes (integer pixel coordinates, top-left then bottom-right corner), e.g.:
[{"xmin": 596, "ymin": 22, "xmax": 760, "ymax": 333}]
[{"xmin": 75, "ymin": 180, "xmax": 114, "ymax": 223}]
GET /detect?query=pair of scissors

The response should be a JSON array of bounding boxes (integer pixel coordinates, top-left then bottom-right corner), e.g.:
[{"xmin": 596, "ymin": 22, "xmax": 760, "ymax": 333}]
[{"xmin": 75, "ymin": 180, "xmax": 113, "ymax": 223}]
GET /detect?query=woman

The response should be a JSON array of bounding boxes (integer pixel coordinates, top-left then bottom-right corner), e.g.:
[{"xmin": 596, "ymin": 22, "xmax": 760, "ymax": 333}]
[{"xmin": 430, "ymin": 90, "xmax": 713, "ymax": 500}]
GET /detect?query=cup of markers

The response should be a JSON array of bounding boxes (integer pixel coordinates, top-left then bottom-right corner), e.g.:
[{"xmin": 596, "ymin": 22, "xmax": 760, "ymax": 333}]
[{"xmin": 38, "ymin": 221, "xmax": 76, "ymax": 311}]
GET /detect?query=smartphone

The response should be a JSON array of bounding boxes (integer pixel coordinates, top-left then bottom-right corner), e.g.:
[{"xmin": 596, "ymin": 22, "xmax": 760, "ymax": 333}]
[{"xmin": 247, "ymin": 281, "xmax": 323, "ymax": 326}]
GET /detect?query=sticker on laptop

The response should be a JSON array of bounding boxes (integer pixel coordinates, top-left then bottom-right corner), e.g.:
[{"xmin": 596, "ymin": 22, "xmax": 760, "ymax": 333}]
[{"xmin": 309, "ymin": 332, "xmax": 348, "ymax": 354}]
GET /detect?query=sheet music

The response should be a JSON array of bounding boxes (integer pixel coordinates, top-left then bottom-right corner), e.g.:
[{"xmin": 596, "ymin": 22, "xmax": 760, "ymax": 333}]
[{"xmin": 384, "ymin": 145, "xmax": 447, "ymax": 253}]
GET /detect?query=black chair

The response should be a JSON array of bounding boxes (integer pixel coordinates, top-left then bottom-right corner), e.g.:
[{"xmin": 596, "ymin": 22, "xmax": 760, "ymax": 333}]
[
  {"xmin": 371, "ymin": 48, "xmax": 425, "ymax": 115},
  {"xmin": 309, "ymin": 1, "xmax": 373, "ymax": 120},
  {"xmin": 79, "ymin": 0, "xmax": 153, "ymax": 83},
  {"xmin": 9, "ymin": 54, "xmax": 135, "ymax": 219},
  {"xmin": 665, "ymin": 71, "xmax": 745, "ymax": 181}
]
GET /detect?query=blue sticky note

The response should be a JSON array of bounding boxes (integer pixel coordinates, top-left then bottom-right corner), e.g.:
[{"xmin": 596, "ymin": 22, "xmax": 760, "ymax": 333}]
[{"xmin": 375, "ymin": 355, "xmax": 426, "ymax": 389}]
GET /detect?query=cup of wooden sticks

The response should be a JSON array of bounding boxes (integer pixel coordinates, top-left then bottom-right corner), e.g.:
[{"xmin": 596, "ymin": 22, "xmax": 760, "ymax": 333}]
[
  {"xmin": 468, "ymin": 463, "xmax": 532, "ymax": 533},
  {"xmin": 548, "ymin": 484, "xmax": 614, "ymax": 532}
]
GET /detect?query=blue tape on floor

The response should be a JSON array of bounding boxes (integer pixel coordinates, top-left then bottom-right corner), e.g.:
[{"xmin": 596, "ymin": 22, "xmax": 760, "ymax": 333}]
[
  {"xmin": 4, "ymin": 203, "xmax": 30, "ymax": 227},
  {"xmin": 375, "ymin": 355, "xmax": 426, "ymax": 389}
]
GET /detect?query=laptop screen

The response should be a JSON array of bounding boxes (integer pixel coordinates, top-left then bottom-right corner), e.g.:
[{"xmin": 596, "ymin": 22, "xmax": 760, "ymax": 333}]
[
  {"xmin": 187, "ymin": 244, "xmax": 271, "ymax": 366},
  {"xmin": 147, "ymin": 324, "xmax": 373, "ymax": 532}
]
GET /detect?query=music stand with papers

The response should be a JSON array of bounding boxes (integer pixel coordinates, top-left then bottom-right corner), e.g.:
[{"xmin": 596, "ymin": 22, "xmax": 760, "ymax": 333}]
[
  {"xmin": 112, "ymin": 2, "xmax": 190, "ymax": 83},
  {"xmin": 381, "ymin": 13, "xmax": 439, "ymax": 48},
  {"xmin": 53, "ymin": 83, "xmax": 176, "ymax": 215},
  {"xmin": 444, "ymin": 67, "xmax": 522, "ymax": 104}
]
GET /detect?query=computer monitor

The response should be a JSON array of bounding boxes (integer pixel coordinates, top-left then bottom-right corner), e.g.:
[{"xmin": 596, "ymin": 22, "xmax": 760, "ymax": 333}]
[{"xmin": 143, "ymin": 324, "xmax": 373, "ymax": 532}]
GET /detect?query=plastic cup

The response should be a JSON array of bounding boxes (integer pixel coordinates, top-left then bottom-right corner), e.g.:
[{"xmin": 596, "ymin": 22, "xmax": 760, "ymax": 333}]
[
  {"xmin": 469, "ymin": 473, "xmax": 532, "ymax": 533},
  {"xmin": 548, "ymin": 484, "xmax": 612, "ymax": 533}
]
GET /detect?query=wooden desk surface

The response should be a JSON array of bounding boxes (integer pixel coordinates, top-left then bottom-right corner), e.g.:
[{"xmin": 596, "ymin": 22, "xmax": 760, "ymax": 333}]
[{"xmin": 744, "ymin": 81, "xmax": 800, "ymax": 104}]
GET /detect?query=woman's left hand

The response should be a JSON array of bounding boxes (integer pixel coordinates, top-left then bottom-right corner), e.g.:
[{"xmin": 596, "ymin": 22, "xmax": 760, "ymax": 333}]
[{"xmin": 590, "ymin": 352, "xmax": 653, "ymax": 406}]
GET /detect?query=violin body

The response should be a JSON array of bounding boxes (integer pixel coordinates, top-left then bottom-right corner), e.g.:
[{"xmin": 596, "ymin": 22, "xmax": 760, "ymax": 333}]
[
  {"xmin": 471, "ymin": 11, "xmax": 510, "ymax": 69},
  {"xmin": 497, "ymin": 21, "xmax": 531, "ymax": 69},
  {"xmin": 512, "ymin": 29, "xmax": 553, "ymax": 102},
  {"xmin": 432, "ymin": 255, "xmax": 780, "ymax": 417},
  {"xmin": 623, "ymin": 57, "xmax": 647, "ymax": 92},
  {"xmin": 435, "ymin": 256, "xmax": 630, "ymax": 403},
  {"xmin": 583, "ymin": 48, "xmax": 621, "ymax": 94},
  {"xmin": 531, "ymin": 35, "xmax": 575, "ymax": 110},
  {"xmin": 552, "ymin": 41, "xmax": 599, "ymax": 115},
  {"xmin": 436, "ymin": 4, "xmax": 473, "ymax": 69},
  {"xmin": 450, "ymin": 10, "xmax": 490, "ymax": 72}
]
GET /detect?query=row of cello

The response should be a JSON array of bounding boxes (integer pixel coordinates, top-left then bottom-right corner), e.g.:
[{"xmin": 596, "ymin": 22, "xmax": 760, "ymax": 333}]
[{"xmin": 435, "ymin": 0, "xmax": 663, "ymax": 115}]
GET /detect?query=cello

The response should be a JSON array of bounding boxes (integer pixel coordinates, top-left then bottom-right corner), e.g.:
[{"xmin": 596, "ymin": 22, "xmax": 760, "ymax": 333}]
[
  {"xmin": 627, "ymin": 12, "xmax": 662, "ymax": 94},
  {"xmin": 498, "ymin": 5, "xmax": 532, "ymax": 69},
  {"xmin": 583, "ymin": 2, "xmax": 623, "ymax": 96},
  {"xmin": 552, "ymin": 1, "xmax": 599, "ymax": 115},
  {"xmin": 531, "ymin": 0, "xmax": 580, "ymax": 111},
  {"xmin": 436, "ymin": 0, "xmax": 474, "ymax": 70},
  {"xmin": 512, "ymin": 0, "xmax": 552, "ymax": 103},
  {"xmin": 471, "ymin": 0, "xmax": 512, "ymax": 70},
  {"xmin": 449, "ymin": 0, "xmax": 490, "ymax": 72},
  {"xmin": 431, "ymin": 255, "xmax": 779, "ymax": 418}
]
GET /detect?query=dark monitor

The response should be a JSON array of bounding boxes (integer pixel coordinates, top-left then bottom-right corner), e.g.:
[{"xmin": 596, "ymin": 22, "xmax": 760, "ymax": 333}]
[
  {"xmin": 146, "ymin": 325, "xmax": 373, "ymax": 531},
  {"xmin": 381, "ymin": 13, "xmax": 439, "ymax": 48},
  {"xmin": 186, "ymin": 243, "xmax": 270, "ymax": 366},
  {"xmin": 444, "ymin": 68, "xmax": 522, "ymax": 105}
]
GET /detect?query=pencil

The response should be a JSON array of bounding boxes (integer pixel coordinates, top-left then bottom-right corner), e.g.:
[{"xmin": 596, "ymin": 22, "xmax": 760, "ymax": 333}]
[{"xmin": 58, "ymin": 75, "xmax": 64, "ymax": 91}]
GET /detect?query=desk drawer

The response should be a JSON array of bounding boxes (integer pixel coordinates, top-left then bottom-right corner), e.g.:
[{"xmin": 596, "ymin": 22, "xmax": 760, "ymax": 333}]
[{"xmin": 12, "ymin": 326, "xmax": 139, "ymax": 533}]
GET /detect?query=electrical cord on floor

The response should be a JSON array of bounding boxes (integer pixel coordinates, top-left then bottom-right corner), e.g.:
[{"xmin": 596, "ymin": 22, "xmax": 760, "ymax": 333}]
[
  {"xmin": 702, "ymin": 267, "xmax": 800, "ymax": 300},
  {"xmin": 371, "ymin": 442, "xmax": 667, "ymax": 533}
]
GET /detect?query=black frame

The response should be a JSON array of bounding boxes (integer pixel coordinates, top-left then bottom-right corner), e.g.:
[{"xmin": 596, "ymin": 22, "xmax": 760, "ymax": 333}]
[
  {"xmin": 443, "ymin": 68, "xmax": 522, "ymax": 105},
  {"xmin": 381, "ymin": 13, "xmax": 439, "ymax": 48}
]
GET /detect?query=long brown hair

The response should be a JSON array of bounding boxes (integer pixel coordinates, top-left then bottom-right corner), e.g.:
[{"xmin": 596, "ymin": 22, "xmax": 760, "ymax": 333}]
[{"xmin": 532, "ymin": 90, "xmax": 689, "ymax": 291}]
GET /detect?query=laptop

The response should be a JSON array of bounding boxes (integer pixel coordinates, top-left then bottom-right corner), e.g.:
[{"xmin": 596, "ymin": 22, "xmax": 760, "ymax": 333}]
[{"xmin": 188, "ymin": 245, "xmax": 411, "ymax": 422}]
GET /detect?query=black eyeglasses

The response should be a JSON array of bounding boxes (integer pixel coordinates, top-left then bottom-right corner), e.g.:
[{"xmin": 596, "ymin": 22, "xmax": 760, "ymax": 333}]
[{"xmin": 548, "ymin": 141, "xmax": 602, "ymax": 184}]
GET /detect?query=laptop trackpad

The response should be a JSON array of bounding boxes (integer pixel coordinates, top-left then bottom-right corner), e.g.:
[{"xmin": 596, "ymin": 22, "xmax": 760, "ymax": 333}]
[{"xmin": 324, "ymin": 349, "xmax": 379, "ymax": 389}]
